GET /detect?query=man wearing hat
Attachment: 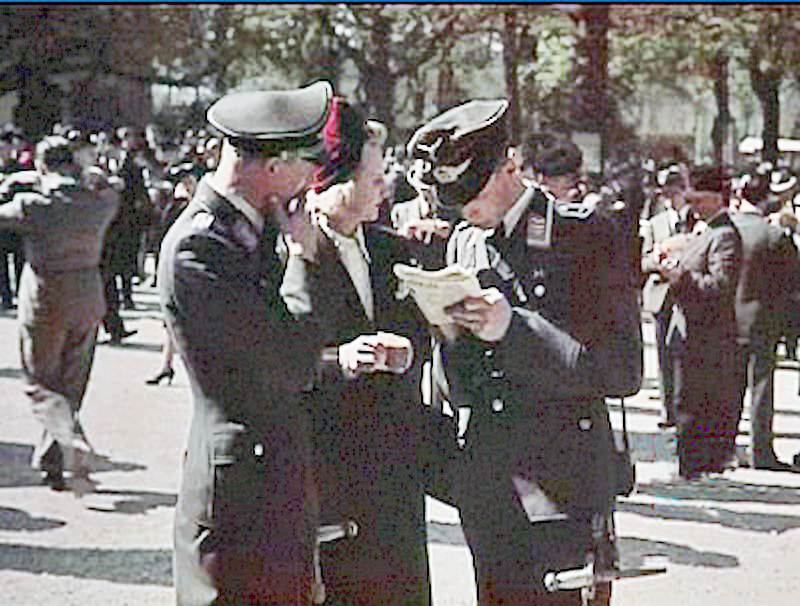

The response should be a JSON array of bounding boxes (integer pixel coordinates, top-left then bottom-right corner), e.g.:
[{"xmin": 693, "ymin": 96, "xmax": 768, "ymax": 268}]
[
  {"xmin": 159, "ymin": 82, "xmax": 397, "ymax": 605},
  {"xmin": 407, "ymin": 101, "xmax": 641, "ymax": 604},
  {"xmin": 0, "ymin": 135, "xmax": 120, "ymax": 490},
  {"xmin": 661, "ymin": 166, "xmax": 742, "ymax": 479},
  {"xmin": 730, "ymin": 174, "xmax": 800, "ymax": 470}
]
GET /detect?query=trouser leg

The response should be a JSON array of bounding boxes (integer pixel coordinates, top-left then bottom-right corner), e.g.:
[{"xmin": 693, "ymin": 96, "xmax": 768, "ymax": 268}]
[
  {"xmin": 19, "ymin": 322, "xmax": 91, "ymax": 472},
  {"xmin": 654, "ymin": 310, "xmax": 675, "ymax": 423},
  {"xmin": 0, "ymin": 250, "xmax": 12, "ymax": 307},
  {"xmin": 102, "ymin": 271, "xmax": 124, "ymax": 338},
  {"xmin": 750, "ymin": 333, "xmax": 778, "ymax": 463}
]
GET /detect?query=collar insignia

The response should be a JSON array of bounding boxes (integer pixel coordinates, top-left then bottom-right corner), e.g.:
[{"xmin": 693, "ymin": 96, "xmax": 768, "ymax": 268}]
[{"xmin": 433, "ymin": 157, "xmax": 472, "ymax": 184}]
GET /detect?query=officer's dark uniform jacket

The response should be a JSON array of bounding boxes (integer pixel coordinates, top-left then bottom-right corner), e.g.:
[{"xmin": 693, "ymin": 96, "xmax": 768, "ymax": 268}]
[
  {"xmin": 159, "ymin": 179, "xmax": 321, "ymax": 605},
  {"xmin": 441, "ymin": 184, "xmax": 642, "ymax": 593}
]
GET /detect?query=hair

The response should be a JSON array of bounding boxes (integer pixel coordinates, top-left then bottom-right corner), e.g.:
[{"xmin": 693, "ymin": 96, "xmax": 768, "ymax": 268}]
[
  {"xmin": 36, "ymin": 135, "xmax": 74, "ymax": 170},
  {"xmin": 741, "ymin": 173, "xmax": 770, "ymax": 204},
  {"xmin": 524, "ymin": 134, "xmax": 582, "ymax": 177},
  {"xmin": 687, "ymin": 165, "xmax": 730, "ymax": 206}
]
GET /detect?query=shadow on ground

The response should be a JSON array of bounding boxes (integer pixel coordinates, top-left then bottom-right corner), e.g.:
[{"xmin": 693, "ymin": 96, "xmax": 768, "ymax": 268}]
[
  {"xmin": 426, "ymin": 522, "xmax": 738, "ymax": 569},
  {"xmin": 620, "ymin": 477, "xmax": 800, "ymax": 533},
  {"xmin": 0, "ymin": 506, "xmax": 65, "ymax": 532},
  {"xmin": 97, "ymin": 338, "xmax": 163, "ymax": 353},
  {"xmin": 0, "ymin": 442, "xmax": 146, "ymax": 489},
  {"xmin": 84, "ymin": 488, "xmax": 177, "ymax": 515},
  {"xmin": 0, "ymin": 529, "xmax": 736, "ymax": 589},
  {"xmin": 636, "ymin": 477, "xmax": 800, "ymax": 505},
  {"xmin": 0, "ymin": 543, "xmax": 172, "ymax": 586},
  {"xmin": 0, "ymin": 366, "xmax": 22, "ymax": 379}
]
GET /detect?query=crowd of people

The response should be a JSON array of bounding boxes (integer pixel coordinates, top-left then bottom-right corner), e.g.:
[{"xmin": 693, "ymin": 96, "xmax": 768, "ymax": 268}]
[{"xmin": 2, "ymin": 81, "xmax": 800, "ymax": 606}]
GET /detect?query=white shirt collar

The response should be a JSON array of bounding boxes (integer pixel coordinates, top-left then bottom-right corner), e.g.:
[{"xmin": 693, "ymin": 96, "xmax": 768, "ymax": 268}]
[
  {"xmin": 204, "ymin": 175, "xmax": 264, "ymax": 233},
  {"xmin": 316, "ymin": 213, "xmax": 371, "ymax": 264}
]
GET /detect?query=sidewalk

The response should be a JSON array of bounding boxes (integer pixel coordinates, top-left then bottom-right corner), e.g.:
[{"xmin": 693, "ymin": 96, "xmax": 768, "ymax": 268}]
[{"xmin": 1, "ymin": 285, "xmax": 799, "ymax": 605}]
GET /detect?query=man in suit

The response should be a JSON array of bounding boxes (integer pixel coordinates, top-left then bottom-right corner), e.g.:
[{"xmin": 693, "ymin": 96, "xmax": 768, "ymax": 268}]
[
  {"xmin": 0, "ymin": 135, "xmax": 119, "ymax": 490},
  {"xmin": 640, "ymin": 167, "xmax": 687, "ymax": 427},
  {"xmin": 407, "ymin": 103, "xmax": 642, "ymax": 605},
  {"xmin": 731, "ymin": 177, "xmax": 800, "ymax": 470},
  {"xmin": 662, "ymin": 167, "xmax": 742, "ymax": 479},
  {"xmin": 160, "ymin": 83, "xmax": 394, "ymax": 606}
]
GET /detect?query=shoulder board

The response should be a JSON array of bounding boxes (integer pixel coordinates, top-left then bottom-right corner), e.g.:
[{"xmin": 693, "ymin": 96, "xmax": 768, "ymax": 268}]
[{"xmin": 555, "ymin": 202, "xmax": 595, "ymax": 220}]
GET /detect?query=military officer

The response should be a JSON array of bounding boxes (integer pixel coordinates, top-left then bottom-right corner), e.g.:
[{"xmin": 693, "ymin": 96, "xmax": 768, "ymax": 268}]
[
  {"xmin": 407, "ymin": 101, "xmax": 642, "ymax": 605},
  {"xmin": 0, "ymin": 135, "xmax": 120, "ymax": 490},
  {"xmin": 159, "ymin": 83, "xmax": 406, "ymax": 606}
]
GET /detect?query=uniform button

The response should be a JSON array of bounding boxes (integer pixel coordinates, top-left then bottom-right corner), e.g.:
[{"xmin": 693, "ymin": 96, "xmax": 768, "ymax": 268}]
[
  {"xmin": 533, "ymin": 284, "xmax": 546, "ymax": 298},
  {"xmin": 491, "ymin": 398, "xmax": 504, "ymax": 412},
  {"xmin": 253, "ymin": 443, "xmax": 265, "ymax": 457},
  {"xmin": 578, "ymin": 418, "xmax": 592, "ymax": 431},
  {"xmin": 484, "ymin": 349, "xmax": 495, "ymax": 358},
  {"xmin": 491, "ymin": 369, "xmax": 505, "ymax": 379}
]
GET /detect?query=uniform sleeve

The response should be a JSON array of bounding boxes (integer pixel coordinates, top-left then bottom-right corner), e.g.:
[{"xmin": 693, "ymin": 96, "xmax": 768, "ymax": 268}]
[
  {"xmin": 494, "ymin": 308, "xmax": 602, "ymax": 396},
  {"xmin": 170, "ymin": 231, "xmax": 319, "ymax": 396},
  {"xmin": 481, "ymin": 213, "xmax": 641, "ymax": 398}
]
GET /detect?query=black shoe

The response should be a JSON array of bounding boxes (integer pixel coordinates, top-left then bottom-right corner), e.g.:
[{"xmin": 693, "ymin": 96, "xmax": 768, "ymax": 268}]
[
  {"xmin": 109, "ymin": 329, "xmax": 138, "ymax": 344},
  {"xmin": 145, "ymin": 368, "xmax": 175, "ymax": 386},
  {"xmin": 657, "ymin": 419, "xmax": 676, "ymax": 429},
  {"xmin": 42, "ymin": 470, "xmax": 66, "ymax": 491}
]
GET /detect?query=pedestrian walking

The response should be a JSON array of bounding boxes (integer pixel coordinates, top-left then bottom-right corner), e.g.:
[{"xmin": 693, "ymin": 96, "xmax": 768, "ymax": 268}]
[{"xmin": 0, "ymin": 135, "xmax": 119, "ymax": 490}]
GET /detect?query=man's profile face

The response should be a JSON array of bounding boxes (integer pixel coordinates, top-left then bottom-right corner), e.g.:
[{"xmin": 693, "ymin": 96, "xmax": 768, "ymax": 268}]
[
  {"xmin": 263, "ymin": 158, "xmax": 319, "ymax": 205},
  {"xmin": 541, "ymin": 173, "xmax": 579, "ymax": 202},
  {"xmin": 460, "ymin": 159, "xmax": 517, "ymax": 229},
  {"xmin": 687, "ymin": 190, "xmax": 724, "ymax": 221}
]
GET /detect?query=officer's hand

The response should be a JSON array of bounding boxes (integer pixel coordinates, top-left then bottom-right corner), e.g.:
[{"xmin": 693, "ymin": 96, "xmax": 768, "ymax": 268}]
[
  {"xmin": 277, "ymin": 202, "xmax": 318, "ymax": 262},
  {"xmin": 445, "ymin": 288, "xmax": 512, "ymax": 342},
  {"xmin": 399, "ymin": 218, "xmax": 452, "ymax": 244}
]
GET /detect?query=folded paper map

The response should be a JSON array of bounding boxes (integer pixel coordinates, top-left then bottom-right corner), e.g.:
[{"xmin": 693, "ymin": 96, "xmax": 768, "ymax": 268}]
[{"xmin": 393, "ymin": 263, "xmax": 483, "ymax": 326}]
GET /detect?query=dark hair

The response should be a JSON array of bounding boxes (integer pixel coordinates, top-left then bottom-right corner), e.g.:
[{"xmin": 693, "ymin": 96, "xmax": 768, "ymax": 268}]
[
  {"xmin": 741, "ymin": 173, "xmax": 769, "ymax": 204},
  {"xmin": 36, "ymin": 136, "xmax": 74, "ymax": 169},
  {"xmin": 525, "ymin": 134, "xmax": 582, "ymax": 177}
]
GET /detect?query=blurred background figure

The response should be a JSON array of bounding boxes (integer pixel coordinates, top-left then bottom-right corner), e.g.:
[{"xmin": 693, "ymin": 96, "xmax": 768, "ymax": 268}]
[
  {"xmin": 0, "ymin": 135, "xmax": 119, "ymax": 490},
  {"xmin": 662, "ymin": 166, "xmax": 742, "ymax": 480}
]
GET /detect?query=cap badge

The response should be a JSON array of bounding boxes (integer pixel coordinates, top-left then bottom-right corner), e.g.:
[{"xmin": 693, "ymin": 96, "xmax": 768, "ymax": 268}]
[
  {"xmin": 416, "ymin": 137, "xmax": 443, "ymax": 160},
  {"xmin": 433, "ymin": 157, "xmax": 472, "ymax": 184}
]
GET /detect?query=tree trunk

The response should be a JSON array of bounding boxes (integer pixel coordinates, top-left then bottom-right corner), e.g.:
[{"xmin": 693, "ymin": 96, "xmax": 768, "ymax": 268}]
[
  {"xmin": 358, "ymin": 15, "xmax": 394, "ymax": 123},
  {"xmin": 502, "ymin": 9, "xmax": 521, "ymax": 144},
  {"xmin": 570, "ymin": 5, "xmax": 609, "ymax": 172},
  {"xmin": 748, "ymin": 49, "xmax": 782, "ymax": 165},
  {"xmin": 761, "ymin": 79, "xmax": 780, "ymax": 165},
  {"xmin": 436, "ymin": 45, "xmax": 458, "ymax": 111},
  {"xmin": 711, "ymin": 52, "xmax": 730, "ymax": 167}
]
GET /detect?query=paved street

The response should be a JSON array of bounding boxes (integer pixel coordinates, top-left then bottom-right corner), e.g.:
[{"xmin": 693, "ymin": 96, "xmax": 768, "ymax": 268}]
[{"xmin": 1, "ymin": 279, "xmax": 800, "ymax": 605}]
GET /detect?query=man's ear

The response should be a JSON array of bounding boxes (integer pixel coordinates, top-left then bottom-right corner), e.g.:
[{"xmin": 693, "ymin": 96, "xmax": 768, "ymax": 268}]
[
  {"xmin": 506, "ymin": 147, "xmax": 523, "ymax": 172},
  {"xmin": 263, "ymin": 157, "xmax": 280, "ymax": 173}
]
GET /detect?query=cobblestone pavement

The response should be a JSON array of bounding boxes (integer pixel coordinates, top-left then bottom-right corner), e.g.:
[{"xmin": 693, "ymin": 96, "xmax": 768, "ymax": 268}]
[{"xmin": 1, "ymin": 282, "xmax": 800, "ymax": 605}]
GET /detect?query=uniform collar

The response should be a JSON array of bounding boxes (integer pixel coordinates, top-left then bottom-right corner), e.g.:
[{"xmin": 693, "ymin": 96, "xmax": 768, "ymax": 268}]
[
  {"xmin": 503, "ymin": 184, "xmax": 538, "ymax": 237},
  {"xmin": 204, "ymin": 174, "xmax": 265, "ymax": 233}
]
